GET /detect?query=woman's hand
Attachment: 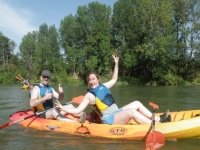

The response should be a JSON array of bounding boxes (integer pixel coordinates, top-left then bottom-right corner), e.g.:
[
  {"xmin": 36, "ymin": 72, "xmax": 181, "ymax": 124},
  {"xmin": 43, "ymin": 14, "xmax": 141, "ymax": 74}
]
[
  {"xmin": 112, "ymin": 54, "xmax": 119, "ymax": 65},
  {"xmin": 55, "ymin": 100, "xmax": 63, "ymax": 110}
]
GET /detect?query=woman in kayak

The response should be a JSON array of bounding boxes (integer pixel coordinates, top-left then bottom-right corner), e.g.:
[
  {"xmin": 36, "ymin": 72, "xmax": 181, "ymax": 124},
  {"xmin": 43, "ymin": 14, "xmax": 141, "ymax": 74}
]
[{"xmin": 55, "ymin": 55, "xmax": 171, "ymax": 125}]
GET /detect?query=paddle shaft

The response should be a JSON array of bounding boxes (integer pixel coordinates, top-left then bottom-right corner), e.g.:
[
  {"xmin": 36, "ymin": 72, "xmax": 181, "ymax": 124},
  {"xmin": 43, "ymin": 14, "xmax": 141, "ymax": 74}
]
[
  {"xmin": 0, "ymin": 102, "xmax": 72, "ymax": 130},
  {"xmin": 149, "ymin": 102, "xmax": 158, "ymax": 130},
  {"xmin": 152, "ymin": 108, "xmax": 155, "ymax": 130},
  {"xmin": 145, "ymin": 102, "xmax": 165, "ymax": 150},
  {"xmin": 17, "ymin": 101, "xmax": 72, "ymax": 123}
]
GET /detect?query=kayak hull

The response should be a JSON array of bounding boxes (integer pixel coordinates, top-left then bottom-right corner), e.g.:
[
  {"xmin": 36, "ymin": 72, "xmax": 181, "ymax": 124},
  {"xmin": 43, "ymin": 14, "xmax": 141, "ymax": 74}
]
[
  {"xmin": 9, "ymin": 109, "xmax": 200, "ymax": 140},
  {"xmin": 21, "ymin": 85, "xmax": 29, "ymax": 89},
  {"xmin": 21, "ymin": 85, "xmax": 33, "ymax": 89}
]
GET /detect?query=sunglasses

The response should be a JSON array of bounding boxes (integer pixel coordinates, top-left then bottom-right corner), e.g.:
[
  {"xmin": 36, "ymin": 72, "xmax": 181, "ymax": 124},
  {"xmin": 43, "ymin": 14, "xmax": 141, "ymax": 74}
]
[{"xmin": 42, "ymin": 76, "xmax": 50, "ymax": 79}]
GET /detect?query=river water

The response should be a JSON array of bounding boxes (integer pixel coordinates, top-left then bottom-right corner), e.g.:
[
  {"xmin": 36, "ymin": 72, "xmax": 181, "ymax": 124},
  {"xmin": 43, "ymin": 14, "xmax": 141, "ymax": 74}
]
[{"xmin": 0, "ymin": 84, "xmax": 200, "ymax": 150}]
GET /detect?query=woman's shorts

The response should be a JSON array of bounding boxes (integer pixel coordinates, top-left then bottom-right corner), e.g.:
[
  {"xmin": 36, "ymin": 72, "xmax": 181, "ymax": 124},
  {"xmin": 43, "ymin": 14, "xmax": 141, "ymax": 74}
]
[{"xmin": 101, "ymin": 108, "xmax": 123, "ymax": 125}]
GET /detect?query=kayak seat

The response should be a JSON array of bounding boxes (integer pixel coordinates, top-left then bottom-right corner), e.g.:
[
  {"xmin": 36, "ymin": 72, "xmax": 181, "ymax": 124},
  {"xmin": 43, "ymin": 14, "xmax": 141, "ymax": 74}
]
[
  {"xmin": 173, "ymin": 112, "xmax": 184, "ymax": 121},
  {"xmin": 183, "ymin": 112, "xmax": 193, "ymax": 120},
  {"xmin": 192, "ymin": 110, "xmax": 200, "ymax": 117},
  {"xmin": 173, "ymin": 112, "xmax": 193, "ymax": 121},
  {"xmin": 194, "ymin": 114, "xmax": 200, "ymax": 117},
  {"xmin": 172, "ymin": 111, "xmax": 200, "ymax": 121},
  {"xmin": 89, "ymin": 110, "xmax": 102, "ymax": 124}
]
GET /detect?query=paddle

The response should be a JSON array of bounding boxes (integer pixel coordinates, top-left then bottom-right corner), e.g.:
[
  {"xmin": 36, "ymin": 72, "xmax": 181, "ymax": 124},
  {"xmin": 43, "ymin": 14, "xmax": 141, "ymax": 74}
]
[
  {"xmin": 15, "ymin": 76, "xmax": 22, "ymax": 81},
  {"xmin": 16, "ymin": 74, "xmax": 32, "ymax": 88},
  {"xmin": 17, "ymin": 74, "xmax": 23, "ymax": 79},
  {"xmin": 145, "ymin": 102, "xmax": 165, "ymax": 150},
  {"xmin": 0, "ymin": 95, "xmax": 84, "ymax": 130},
  {"xmin": 15, "ymin": 74, "xmax": 24, "ymax": 82},
  {"xmin": 72, "ymin": 95, "xmax": 84, "ymax": 104}
]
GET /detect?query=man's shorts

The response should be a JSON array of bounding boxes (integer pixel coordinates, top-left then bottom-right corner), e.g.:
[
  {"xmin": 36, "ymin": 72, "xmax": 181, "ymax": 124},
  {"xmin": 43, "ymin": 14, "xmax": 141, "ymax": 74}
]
[{"xmin": 38, "ymin": 112, "xmax": 46, "ymax": 118}]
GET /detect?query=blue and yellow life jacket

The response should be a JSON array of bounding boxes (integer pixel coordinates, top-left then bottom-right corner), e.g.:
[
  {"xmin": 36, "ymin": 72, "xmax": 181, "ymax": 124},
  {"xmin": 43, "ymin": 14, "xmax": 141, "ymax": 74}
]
[
  {"xmin": 32, "ymin": 84, "xmax": 53, "ymax": 112},
  {"xmin": 88, "ymin": 84, "xmax": 115, "ymax": 116}
]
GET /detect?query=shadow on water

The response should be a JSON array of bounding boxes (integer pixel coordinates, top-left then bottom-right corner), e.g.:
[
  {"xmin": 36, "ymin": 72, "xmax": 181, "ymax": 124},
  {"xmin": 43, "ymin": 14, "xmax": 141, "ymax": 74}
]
[{"xmin": 0, "ymin": 84, "xmax": 200, "ymax": 150}]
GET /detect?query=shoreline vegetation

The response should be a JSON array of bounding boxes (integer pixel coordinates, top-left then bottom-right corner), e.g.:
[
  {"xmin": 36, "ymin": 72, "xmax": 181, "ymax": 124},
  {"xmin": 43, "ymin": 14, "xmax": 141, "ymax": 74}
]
[
  {"xmin": 2, "ymin": 69, "xmax": 200, "ymax": 86},
  {"xmin": 1, "ymin": 71, "xmax": 200, "ymax": 86},
  {"xmin": 4, "ymin": 73, "xmax": 199, "ymax": 86}
]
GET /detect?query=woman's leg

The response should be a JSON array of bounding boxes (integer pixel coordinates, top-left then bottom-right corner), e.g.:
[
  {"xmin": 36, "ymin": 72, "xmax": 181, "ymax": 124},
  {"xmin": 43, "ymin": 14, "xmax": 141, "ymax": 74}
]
[
  {"xmin": 122, "ymin": 101, "xmax": 152, "ymax": 118},
  {"xmin": 114, "ymin": 109, "xmax": 152, "ymax": 124},
  {"xmin": 121, "ymin": 101, "xmax": 169, "ymax": 122},
  {"xmin": 121, "ymin": 101, "xmax": 160, "ymax": 122}
]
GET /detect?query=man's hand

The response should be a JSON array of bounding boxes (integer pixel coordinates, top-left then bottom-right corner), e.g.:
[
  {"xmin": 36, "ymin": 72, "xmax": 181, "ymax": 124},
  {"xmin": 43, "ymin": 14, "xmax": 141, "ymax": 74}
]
[
  {"xmin": 58, "ymin": 84, "xmax": 64, "ymax": 100},
  {"xmin": 44, "ymin": 91, "xmax": 53, "ymax": 100},
  {"xmin": 58, "ymin": 84, "xmax": 63, "ymax": 93}
]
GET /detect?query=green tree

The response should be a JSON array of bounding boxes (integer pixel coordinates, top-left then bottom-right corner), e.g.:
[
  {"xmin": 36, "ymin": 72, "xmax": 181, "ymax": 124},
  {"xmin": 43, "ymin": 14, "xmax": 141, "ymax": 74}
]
[
  {"xmin": 59, "ymin": 14, "xmax": 81, "ymax": 78},
  {"xmin": 19, "ymin": 31, "xmax": 38, "ymax": 79},
  {"xmin": 172, "ymin": 0, "xmax": 200, "ymax": 81},
  {"xmin": 77, "ymin": 2, "xmax": 112, "ymax": 75},
  {"xmin": 60, "ymin": 2, "xmax": 113, "ymax": 79},
  {"xmin": 112, "ymin": 0, "xmax": 174, "ymax": 84},
  {"xmin": 37, "ymin": 23, "xmax": 50, "ymax": 72},
  {"xmin": 0, "ymin": 32, "xmax": 17, "ymax": 82}
]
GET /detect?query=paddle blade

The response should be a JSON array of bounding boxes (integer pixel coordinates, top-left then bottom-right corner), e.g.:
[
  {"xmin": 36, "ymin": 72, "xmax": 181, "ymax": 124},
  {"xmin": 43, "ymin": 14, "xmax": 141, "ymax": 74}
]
[
  {"xmin": 18, "ymin": 74, "xmax": 23, "ymax": 79},
  {"xmin": 145, "ymin": 130, "xmax": 165, "ymax": 150},
  {"xmin": 0, "ymin": 122, "xmax": 14, "ymax": 130},
  {"xmin": 15, "ymin": 76, "xmax": 21, "ymax": 80},
  {"xmin": 72, "ymin": 95, "xmax": 84, "ymax": 104}
]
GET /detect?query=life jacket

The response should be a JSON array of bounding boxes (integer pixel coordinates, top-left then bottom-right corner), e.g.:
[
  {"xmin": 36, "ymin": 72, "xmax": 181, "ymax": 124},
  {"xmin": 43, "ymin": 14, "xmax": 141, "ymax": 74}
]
[
  {"xmin": 88, "ymin": 84, "xmax": 115, "ymax": 117},
  {"xmin": 32, "ymin": 84, "xmax": 53, "ymax": 112},
  {"xmin": 24, "ymin": 81, "xmax": 29, "ymax": 85}
]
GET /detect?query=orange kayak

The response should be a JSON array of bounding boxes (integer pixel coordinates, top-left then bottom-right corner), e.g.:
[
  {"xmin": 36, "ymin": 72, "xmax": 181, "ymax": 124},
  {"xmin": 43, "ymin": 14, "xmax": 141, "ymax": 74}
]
[{"xmin": 9, "ymin": 109, "xmax": 200, "ymax": 140}]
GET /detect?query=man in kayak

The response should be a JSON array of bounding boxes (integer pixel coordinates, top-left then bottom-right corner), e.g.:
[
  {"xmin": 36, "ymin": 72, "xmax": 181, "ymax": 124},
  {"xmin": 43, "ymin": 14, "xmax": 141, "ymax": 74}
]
[
  {"xmin": 55, "ymin": 55, "xmax": 171, "ymax": 125},
  {"xmin": 22, "ymin": 79, "xmax": 29, "ymax": 85},
  {"xmin": 30, "ymin": 70, "xmax": 86, "ymax": 123}
]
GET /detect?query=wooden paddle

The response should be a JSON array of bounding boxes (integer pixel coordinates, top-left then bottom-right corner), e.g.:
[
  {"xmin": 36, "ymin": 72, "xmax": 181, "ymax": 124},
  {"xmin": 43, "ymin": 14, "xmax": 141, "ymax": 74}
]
[
  {"xmin": 145, "ymin": 102, "xmax": 165, "ymax": 150},
  {"xmin": 0, "ymin": 95, "xmax": 84, "ymax": 130}
]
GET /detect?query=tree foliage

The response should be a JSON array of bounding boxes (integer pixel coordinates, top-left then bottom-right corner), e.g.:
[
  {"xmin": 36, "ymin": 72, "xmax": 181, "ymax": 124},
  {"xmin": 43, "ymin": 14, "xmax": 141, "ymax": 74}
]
[
  {"xmin": 0, "ymin": 32, "xmax": 17, "ymax": 83},
  {"xmin": 1, "ymin": 0, "xmax": 200, "ymax": 85}
]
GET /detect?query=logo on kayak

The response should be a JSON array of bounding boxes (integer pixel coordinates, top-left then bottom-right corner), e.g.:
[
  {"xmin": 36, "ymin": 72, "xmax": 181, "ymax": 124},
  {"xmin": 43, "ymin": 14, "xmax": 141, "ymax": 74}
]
[
  {"xmin": 109, "ymin": 127, "xmax": 128, "ymax": 135},
  {"xmin": 46, "ymin": 126, "xmax": 59, "ymax": 131}
]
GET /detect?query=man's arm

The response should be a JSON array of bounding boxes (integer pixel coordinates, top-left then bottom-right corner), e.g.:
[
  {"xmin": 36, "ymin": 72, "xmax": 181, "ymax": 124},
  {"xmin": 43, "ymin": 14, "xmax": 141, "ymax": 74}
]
[
  {"xmin": 30, "ymin": 86, "xmax": 53, "ymax": 107},
  {"xmin": 53, "ymin": 84, "xmax": 64, "ymax": 101},
  {"xmin": 58, "ymin": 92, "xmax": 64, "ymax": 100}
]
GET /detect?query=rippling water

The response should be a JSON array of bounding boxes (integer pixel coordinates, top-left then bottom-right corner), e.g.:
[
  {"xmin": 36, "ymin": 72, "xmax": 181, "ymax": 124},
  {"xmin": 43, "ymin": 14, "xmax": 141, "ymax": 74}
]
[{"xmin": 0, "ymin": 84, "xmax": 200, "ymax": 150}]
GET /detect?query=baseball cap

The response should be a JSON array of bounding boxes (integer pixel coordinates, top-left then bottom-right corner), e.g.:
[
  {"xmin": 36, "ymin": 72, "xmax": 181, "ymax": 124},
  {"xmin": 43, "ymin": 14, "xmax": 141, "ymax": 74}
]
[{"xmin": 41, "ymin": 70, "xmax": 51, "ymax": 78}]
